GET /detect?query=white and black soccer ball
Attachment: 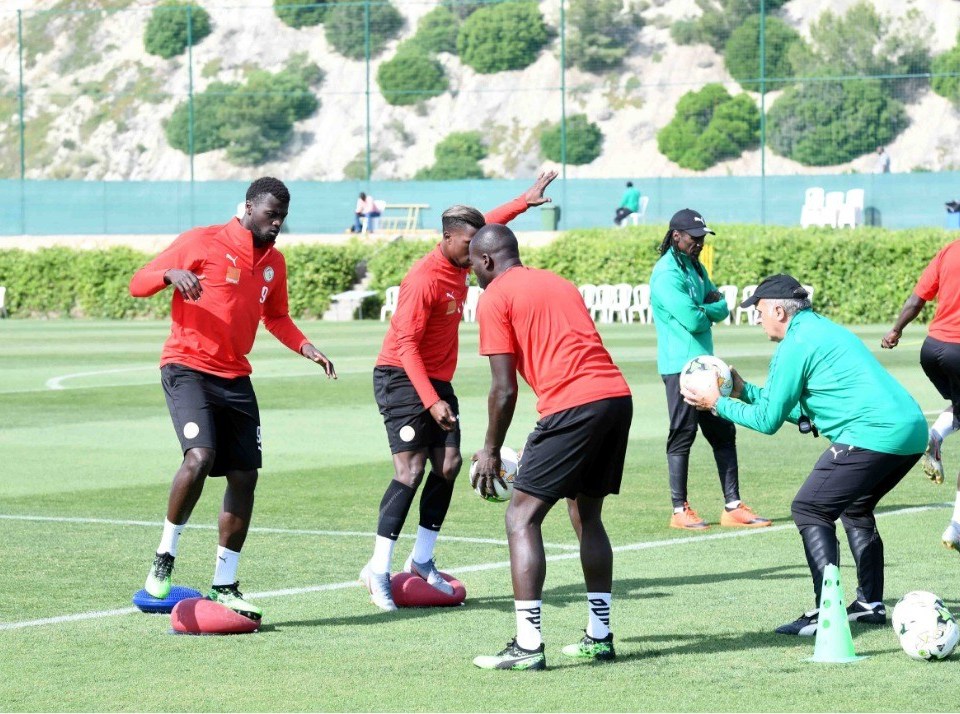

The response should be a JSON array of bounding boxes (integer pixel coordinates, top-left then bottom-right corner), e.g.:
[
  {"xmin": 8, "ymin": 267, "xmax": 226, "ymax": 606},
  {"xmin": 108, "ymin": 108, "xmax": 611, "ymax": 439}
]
[
  {"xmin": 471, "ymin": 446, "xmax": 519, "ymax": 503},
  {"xmin": 679, "ymin": 355, "xmax": 733, "ymax": 398},
  {"xmin": 893, "ymin": 591, "xmax": 959, "ymax": 661}
]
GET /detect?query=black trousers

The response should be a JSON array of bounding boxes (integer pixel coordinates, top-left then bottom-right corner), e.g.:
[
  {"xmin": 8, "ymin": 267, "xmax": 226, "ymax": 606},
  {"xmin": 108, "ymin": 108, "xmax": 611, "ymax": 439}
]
[
  {"xmin": 662, "ymin": 373, "xmax": 739, "ymax": 508},
  {"xmin": 791, "ymin": 444, "xmax": 921, "ymax": 606},
  {"xmin": 920, "ymin": 335, "xmax": 960, "ymax": 429}
]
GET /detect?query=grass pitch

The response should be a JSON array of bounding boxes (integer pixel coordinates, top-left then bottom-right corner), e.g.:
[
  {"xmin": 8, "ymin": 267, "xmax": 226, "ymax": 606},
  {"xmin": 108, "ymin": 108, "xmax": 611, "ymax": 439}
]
[{"xmin": 0, "ymin": 318, "xmax": 957, "ymax": 712}]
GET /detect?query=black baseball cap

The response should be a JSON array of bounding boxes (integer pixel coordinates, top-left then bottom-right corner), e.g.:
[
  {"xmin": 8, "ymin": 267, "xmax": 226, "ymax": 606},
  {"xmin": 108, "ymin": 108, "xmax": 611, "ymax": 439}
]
[
  {"xmin": 669, "ymin": 208, "xmax": 715, "ymax": 238},
  {"xmin": 740, "ymin": 273, "xmax": 809, "ymax": 308}
]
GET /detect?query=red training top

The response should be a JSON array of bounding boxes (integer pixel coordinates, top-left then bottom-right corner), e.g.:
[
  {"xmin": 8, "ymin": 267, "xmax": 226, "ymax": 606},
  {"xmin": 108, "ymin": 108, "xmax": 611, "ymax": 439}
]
[
  {"xmin": 129, "ymin": 217, "xmax": 310, "ymax": 378},
  {"xmin": 477, "ymin": 266, "xmax": 631, "ymax": 417},
  {"xmin": 915, "ymin": 239, "xmax": 960, "ymax": 343},
  {"xmin": 376, "ymin": 197, "xmax": 528, "ymax": 408}
]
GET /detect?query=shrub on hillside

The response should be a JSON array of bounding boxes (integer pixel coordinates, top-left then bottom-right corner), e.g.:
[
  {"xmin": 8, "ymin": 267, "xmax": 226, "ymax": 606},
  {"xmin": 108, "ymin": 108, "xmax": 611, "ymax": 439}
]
[
  {"xmin": 324, "ymin": 0, "xmax": 403, "ymax": 60},
  {"xmin": 932, "ymin": 36, "xmax": 960, "ymax": 106},
  {"xmin": 457, "ymin": 2, "xmax": 548, "ymax": 74},
  {"xmin": 412, "ymin": 6, "xmax": 460, "ymax": 54},
  {"xmin": 377, "ymin": 44, "xmax": 447, "ymax": 106},
  {"xmin": 657, "ymin": 84, "xmax": 759, "ymax": 170},
  {"xmin": 415, "ymin": 131, "xmax": 487, "ymax": 180},
  {"xmin": 767, "ymin": 80, "xmax": 907, "ymax": 166},
  {"xmin": 724, "ymin": 15, "xmax": 801, "ymax": 90},
  {"xmin": 144, "ymin": 1, "xmax": 212, "ymax": 59},
  {"xmin": 670, "ymin": 0, "xmax": 789, "ymax": 51},
  {"xmin": 165, "ymin": 59, "xmax": 323, "ymax": 165},
  {"xmin": 566, "ymin": 0, "xmax": 644, "ymax": 73},
  {"xmin": 539, "ymin": 114, "xmax": 603, "ymax": 165},
  {"xmin": 274, "ymin": 0, "xmax": 331, "ymax": 28}
]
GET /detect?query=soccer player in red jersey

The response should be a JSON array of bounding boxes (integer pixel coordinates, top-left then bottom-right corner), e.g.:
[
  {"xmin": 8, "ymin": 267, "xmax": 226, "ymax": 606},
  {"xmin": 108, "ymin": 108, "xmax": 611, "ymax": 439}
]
[
  {"xmin": 469, "ymin": 223, "xmax": 633, "ymax": 671},
  {"xmin": 129, "ymin": 177, "xmax": 336, "ymax": 619},
  {"xmin": 360, "ymin": 172, "xmax": 558, "ymax": 611},
  {"xmin": 883, "ymin": 238, "xmax": 960, "ymax": 547}
]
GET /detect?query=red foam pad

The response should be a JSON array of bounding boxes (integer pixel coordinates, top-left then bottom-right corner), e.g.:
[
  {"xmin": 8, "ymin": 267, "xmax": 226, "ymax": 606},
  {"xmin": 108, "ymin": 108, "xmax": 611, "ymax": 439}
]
[
  {"xmin": 170, "ymin": 597, "xmax": 260, "ymax": 635},
  {"xmin": 391, "ymin": 571, "xmax": 466, "ymax": 607}
]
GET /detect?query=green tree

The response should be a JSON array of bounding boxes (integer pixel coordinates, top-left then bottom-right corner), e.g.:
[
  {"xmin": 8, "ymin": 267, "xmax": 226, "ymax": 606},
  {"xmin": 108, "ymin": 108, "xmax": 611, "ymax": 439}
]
[
  {"xmin": 671, "ymin": 0, "xmax": 789, "ymax": 51},
  {"xmin": 144, "ymin": 1, "xmax": 212, "ymax": 59},
  {"xmin": 274, "ymin": 0, "xmax": 330, "ymax": 28},
  {"xmin": 566, "ymin": 0, "xmax": 644, "ymax": 73},
  {"xmin": 539, "ymin": 114, "xmax": 604, "ymax": 165},
  {"xmin": 412, "ymin": 6, "xmax": 459, "ymax": 54},
  {"xmin": 324, "ymin": 0, "xmax": 404, "ymax": 60},
  {"xmin": 457, "ymin": 2, "xmax": 548, "ymax": 74},
  {"xmin": 415, "ymin": 131, "xmax": 487, "ymax": 180},
  {"xmin": 767, "ymin": 80, "xmax": 907, "ymax": 166},
  {"xmin": 377, "ymin": 44, "xmax": 447, "ymax": 106},
  {"xmin": 657, "ymin": 84, "xmax": 759, "ymax": 169},
  {"xmin": 932, "ymin": 37, "xmax": 960, "ymax": 106},
  {"xmin": 723, "ymin": 15, "xmax": 801, "ymax": 91}
]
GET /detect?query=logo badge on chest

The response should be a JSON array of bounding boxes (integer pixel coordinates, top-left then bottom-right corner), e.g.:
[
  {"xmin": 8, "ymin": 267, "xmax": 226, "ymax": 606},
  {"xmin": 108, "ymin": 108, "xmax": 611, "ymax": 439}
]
[{"xmin": 226, "ymin": 266, "xmax": 241, "ymax": 284}]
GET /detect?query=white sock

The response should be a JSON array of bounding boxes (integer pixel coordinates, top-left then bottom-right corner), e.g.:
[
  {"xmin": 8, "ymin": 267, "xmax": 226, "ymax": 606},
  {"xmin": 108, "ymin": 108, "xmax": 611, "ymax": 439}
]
[
  {"xmin": 933, "ymin": 410, "xmax": 957, "ymax": 441},
  {"xmin": 412, "ymin": 526, "xmax": 439, "ymax": 563},
  {"xmin": 952, "ymin": 492, "xmax": 960, "ymax": 524},
  {"xmin": 212, "ymin": 546, "xmax": 240, "ymax": 586},
  {"xmin": 587, "ymin": 592, "xmax": 611, "ymax": 639},
  {"xmin": 515, "ymin": 599, "xmax": 543, "ymax": 650},
  {"xmin": 369, "ymin": 535, "xmax": 396, "ymax": 575},
  {"xmin": 157, "ymin": 519, "xmax": 185, "ymax": 557},
  {"xmin": 673, "ymin": 506, "xmax": 685, "ymax": 514},
  {"xmin": 725, "ymin": 500, "xmax": 742, "ymax": 509}
]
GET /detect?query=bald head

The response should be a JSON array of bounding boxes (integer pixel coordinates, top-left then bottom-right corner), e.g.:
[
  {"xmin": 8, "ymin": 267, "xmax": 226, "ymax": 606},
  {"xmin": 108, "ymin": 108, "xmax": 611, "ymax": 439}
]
[{"xmin": 470, "ymin": 223, "xmax": 522, "ymax": 288}]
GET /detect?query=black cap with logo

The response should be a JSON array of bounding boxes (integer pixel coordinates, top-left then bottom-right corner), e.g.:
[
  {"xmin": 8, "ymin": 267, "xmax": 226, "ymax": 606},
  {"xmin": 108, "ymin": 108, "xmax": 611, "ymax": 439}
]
[
  {"xmin": 669, "ymin": 208, "xmax": 715, "ymax": 238},
  {"xmin": 739, "ymin": 273, "xmax": 809, "ymax": 308}
]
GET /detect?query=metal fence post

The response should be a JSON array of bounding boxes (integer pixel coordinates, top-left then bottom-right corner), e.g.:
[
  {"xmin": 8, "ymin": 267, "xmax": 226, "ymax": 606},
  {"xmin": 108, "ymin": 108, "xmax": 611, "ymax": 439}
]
[{"xmin": 17, "ymin": 9, "xmax": 26, "ymax": 233}]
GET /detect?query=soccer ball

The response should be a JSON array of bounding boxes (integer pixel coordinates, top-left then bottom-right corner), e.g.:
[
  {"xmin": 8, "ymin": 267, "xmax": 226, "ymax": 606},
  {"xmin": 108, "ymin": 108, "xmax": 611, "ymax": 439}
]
[
  {"xmin": 893, "ymin": 591, "xmax": 959, "ymax": 661},
  {"xmin": 470, "ymin": 446, "xmax": 519, "ymax": 503},
  {"xmin": 679, "ymin": 355, "xmax": 733, "ymax": 397}
]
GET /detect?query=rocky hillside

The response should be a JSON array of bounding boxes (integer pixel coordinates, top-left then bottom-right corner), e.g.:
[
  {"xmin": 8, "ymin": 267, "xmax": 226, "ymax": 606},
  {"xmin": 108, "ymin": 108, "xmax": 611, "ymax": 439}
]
[{"xmin": 1, "ymin": 0, "xmax": 959, "ymax": 181}]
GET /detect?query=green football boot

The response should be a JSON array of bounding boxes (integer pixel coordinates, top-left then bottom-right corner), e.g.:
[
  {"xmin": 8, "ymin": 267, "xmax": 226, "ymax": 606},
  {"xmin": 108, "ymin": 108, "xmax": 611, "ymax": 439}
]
[
  {"xmin": 208, "ymin": 581, "xmax": 263, "ymax": 620},
  {"xmin": 561, "ymin": 631, "xmax": 616, "ymax": 661},
  {"xmin": 473, "ymin": 639, "xmax": 546, "ymax": 671},
  {"xmin": 144, "ymin": 552, "xmax": 175, "ymax": 599}
]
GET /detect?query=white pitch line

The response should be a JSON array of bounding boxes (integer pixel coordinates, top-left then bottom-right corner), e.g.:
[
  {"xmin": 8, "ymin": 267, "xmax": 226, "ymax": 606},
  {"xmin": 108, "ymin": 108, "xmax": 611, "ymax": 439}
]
[
  {"xmin": 45, "ymin": 366, "xmax": 152, "ymax": 390},
  {"xmin": 0, "ymin": 514, "xmax": 581, "ymax": 550},
  {"xmin": 0, "ymin": 503, "xmax": 947, "ymax": 633}
]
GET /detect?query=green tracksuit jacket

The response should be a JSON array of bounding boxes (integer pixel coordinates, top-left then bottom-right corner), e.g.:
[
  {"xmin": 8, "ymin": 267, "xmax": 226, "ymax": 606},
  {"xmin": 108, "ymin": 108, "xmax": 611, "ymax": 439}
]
[
  {"xmin": 650, "ymin": 249, "xmax": 729, "ymax": 375},
  {"xmin": 715, "ymin": 310, "xmax": 927, "ymax": 455}
]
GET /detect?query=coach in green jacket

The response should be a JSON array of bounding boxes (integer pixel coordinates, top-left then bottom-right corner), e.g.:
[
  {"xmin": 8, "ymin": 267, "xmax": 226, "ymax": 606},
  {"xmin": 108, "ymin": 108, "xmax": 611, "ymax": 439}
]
[
  {"xmin": 650, "ymin": 208, "xmax": 771, "ymax": 531},
  {"xmin": 681, "ymin": 274, "xmax": 927, "ymax": 636}
]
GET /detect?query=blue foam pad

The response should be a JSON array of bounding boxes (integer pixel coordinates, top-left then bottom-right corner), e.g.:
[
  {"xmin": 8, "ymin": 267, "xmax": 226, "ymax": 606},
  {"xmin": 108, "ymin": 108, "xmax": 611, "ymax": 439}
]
[{"xmin": 133, "ymin": 586, "xmax": 203, "ymax": 614}]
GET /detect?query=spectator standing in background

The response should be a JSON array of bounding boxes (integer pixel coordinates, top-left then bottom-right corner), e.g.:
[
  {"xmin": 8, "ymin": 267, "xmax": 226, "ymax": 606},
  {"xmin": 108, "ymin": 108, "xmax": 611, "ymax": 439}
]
[{"xmin": 875, "ymin": 146, "xmax": 891, "ymax": 174}]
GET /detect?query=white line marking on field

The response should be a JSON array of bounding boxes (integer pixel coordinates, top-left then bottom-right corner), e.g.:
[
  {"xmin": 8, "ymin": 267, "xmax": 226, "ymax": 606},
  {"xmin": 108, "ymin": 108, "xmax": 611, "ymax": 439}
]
[
  {"xmin": 0, "ymin": 503, "xmax": 948, "ymax": 632},
  {"xmin": 0, "ymin": 514, "xmax": 580, "ymax": 550},
  {"xmin": 45, "ymin": 366, "xmax": 151, "ymax": 390}
]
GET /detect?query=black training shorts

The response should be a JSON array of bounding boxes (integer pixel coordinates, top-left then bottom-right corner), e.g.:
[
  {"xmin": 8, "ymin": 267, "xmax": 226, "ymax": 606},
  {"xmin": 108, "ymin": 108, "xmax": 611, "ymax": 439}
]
[
  {"xmin": 161, "ymin": 363, "xmax": 262, "ymax": 476},
  {"xmin": 373, "ymin": 366, "xmax": 460, "ymax": 454},
  {"xmin": 920, "ymin": 336, "xmax": 960, "ymax": 423},
  {"xmin": 515, "ymin": 396, "xmax": 633, "ymax": 505}
]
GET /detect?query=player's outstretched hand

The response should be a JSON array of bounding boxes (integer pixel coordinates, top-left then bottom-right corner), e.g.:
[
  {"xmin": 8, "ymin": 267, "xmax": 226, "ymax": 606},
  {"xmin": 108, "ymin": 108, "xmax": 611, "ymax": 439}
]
[
  {"xmin": 301, "ymin": 343, "xmax": 337, "ymax": 378},
  {"xmin": 681, "ymin": 381, "xmax": 718, "ymax": 411},
  {"xmin": 521, "ymin": 170, "xmax": 559, "ymax": 206},
  {"xmin": 429, "ymin": 400, "xmax": 458, "ymax": 431},
  {"xmin": 164, "ymin": 269, "xmax": 205, "ymax": 302},
  {"xmin": 881, "ymin": 328, "xmax": 901, "ymax": 349},
  {"xmin": 471, "ymin": 451, "xmax": 505, "ymax": 500}
]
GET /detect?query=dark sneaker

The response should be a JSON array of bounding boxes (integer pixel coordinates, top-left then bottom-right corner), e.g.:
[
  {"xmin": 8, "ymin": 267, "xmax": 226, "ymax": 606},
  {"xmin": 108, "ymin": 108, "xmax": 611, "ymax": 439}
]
[
  {"xmin": 403, "ymin": 556, "xmax": 455, "ymax": 596},
  {"xmin": 473, "ymin": 639, "xmax": 546, "ymax": 670},
  {"xmin": 847, "ymin": 600, "xmax": 886, "ymax": 624},
  {"xmin": 561, "ymin": 631, "xmax": 615, "ymax": 661},
  {"xmin": 145, "ymin": 552, "xmax": 175, "ymax": 599},
  {"xmin": 208, "ymin": 581, "xmax": 262, "ymax": 620},
  {"xmin": 775, "ymin": 609, "xmax": 819, "ymax": 636}
]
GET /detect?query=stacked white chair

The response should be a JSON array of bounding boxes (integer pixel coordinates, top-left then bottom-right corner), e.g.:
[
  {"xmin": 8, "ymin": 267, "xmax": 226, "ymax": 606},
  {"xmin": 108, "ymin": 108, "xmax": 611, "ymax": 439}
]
[
  {"xmin": 735, "ymin": 284, "xmax": 758, "ymax": 325},
  {"xmin": 380, "ymin": 285, "xmax": 399, "ymax": 321},
  {"xmin": 579, "ymin": 284, "xmax": 598, "ymax": 312},
  {"xmin": 627, "ymin": 284, "xmax": 652, "ymax": 324},
  {"xmin": 836, "ymin": 189, "xmax": 864, "ymax": 229},
  {"xmin": 718, "ymin": 284, "xmax": 739, "ymax": 325},
  {"xmin": 462, "ymin": 285, "xmax": 483, "ymax": 322},
  {"xmin": 800, "ymin": 187, "xmax": 825, "ymax": 228}
]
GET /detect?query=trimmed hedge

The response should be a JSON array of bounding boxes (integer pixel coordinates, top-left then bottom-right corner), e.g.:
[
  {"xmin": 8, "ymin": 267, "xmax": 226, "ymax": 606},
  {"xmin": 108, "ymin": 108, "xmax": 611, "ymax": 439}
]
[
  {"xmin": 0, "ymin": 244, "xmax": 363, "ymax": 319},
  {"xmin": 1, "ymin": 227, "xmax": 954, "ymax": 323}
]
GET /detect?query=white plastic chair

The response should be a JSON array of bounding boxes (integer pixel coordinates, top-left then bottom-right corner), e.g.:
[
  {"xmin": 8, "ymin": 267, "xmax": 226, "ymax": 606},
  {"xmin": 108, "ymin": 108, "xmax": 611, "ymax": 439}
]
[
  {"xmin": 627, "ymin": 283, "xmax": 652, "ymax": 324},
  {"xmin": 379, "ymin": 285, "xmax": 399, "ymax": 321},
  {"xmin": 735, "ymin": 284, "xmax": 758, "ymax": 325},
  {"xmin": 579, "ymin": 284, "xmax": 598, "ymax": 313},
  {"xmin": 718, "ymin": 284, "xmax": 738, "ymax": 325},
  {"xmin": 802, "ymin": 284, "xmax": 814, "ymax": 306},
  {"xmin": 462, "ymin": 285, "xmax": 483, "ymax": 322},
  {"xmin": 818, "ymin": 191, "xmax": 845, "ymax": 228},
  {"xmin": 800, "ymin": 187, "xmax": 825, "ymax": 228},
  {"xmin": 605, "ymin": 283, "xmax": 633, "ymax": 323},
  {"xmin": 0, "ymin": 286, "xmax": 6, "ymax": 318},
  {"xmin": 624, "ymin": 196, "xmax": 650, "ymax": 227},
  {"xmin": 837, "ymin": 189, "xmax": 864, "ymax": 229},
  {"xmin": 592, "ymin": 284, "xmax": 615, "ymax": 322}
]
